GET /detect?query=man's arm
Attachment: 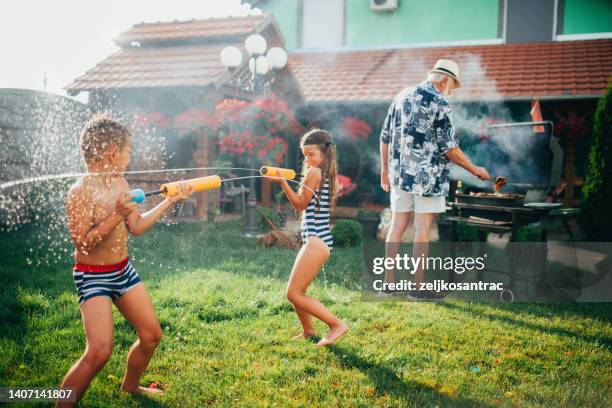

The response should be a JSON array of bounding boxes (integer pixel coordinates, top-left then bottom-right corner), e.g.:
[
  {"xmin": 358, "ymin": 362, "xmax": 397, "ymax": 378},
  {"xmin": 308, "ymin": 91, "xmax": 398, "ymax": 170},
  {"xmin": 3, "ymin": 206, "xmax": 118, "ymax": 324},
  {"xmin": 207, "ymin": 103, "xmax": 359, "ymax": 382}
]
[
  {"xmin": 380, "ymin": 141, "xmax": 390, "ymax": 192},
  {"xmin": 379, "ymin": 102, "xmax": 393, "ymax": 192},
  {"xmin": 436, "ymin": 102, "xmax": 490, "ymax": 181},
  {"xmin": 446, "ymin": 147, "xmax": 490, "ymax": 180},
  {"xmin": 67, "ymin": 185, "xmax": 134, "ymax": 256}
]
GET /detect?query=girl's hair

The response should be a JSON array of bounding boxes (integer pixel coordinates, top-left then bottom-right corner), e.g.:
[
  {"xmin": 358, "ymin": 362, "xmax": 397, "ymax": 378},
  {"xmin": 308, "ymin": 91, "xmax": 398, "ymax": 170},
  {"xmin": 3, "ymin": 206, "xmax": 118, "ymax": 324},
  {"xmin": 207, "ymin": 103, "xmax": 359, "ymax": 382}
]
[{"xmin": 298, "ymin": 128, "xmax": 338, "ymax": 213}]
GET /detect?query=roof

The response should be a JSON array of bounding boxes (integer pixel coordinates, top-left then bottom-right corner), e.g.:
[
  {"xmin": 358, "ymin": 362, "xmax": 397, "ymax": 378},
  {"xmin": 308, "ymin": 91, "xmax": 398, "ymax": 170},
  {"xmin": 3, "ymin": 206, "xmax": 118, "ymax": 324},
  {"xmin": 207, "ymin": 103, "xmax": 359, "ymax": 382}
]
[
  {"xmin": 66, "ymin": 44, "xmax": 237, "ymax": 90},
  {"xmin": 114, "ymin": 15, "xmax": 265, "ymax": 46},
  {"xmin": 66, "ymin": 14, "xmax": 611, "ymax": 103},
  {"xmin": 288, "ymin": 39, "xmax": 612, "ymax": 102},
  {"xmin": 66, "ymin": 15, "xmax": 269, "ymax": 93}
]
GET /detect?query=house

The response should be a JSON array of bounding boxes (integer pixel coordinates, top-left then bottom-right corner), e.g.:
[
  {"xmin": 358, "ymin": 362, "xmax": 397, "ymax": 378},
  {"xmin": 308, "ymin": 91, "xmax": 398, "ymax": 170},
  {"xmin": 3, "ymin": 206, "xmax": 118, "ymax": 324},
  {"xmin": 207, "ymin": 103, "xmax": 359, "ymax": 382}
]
[
  {"xmin": 66, "ymin": 1, "xmax": 612, "ymax": 211},
  {"xmin": 245, "ymin": 0, "xmax": 612, "ymax": 206},
  {"xmin": 66, "ymin": 14, "xmax": 303, "ymax": 217}
]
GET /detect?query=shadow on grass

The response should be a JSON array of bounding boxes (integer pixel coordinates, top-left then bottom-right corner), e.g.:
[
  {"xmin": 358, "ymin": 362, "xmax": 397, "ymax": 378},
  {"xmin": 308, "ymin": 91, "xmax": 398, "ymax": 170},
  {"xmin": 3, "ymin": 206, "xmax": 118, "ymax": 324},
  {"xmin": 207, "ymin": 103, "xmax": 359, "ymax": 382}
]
[
  {"xmin": 127, "ymin": 393, "xmax": 165, "ymax": 408},
  {"xmin": 439, "ymin": 301, "xmax": 612, "ymax": 350},
  {"xmin": 482, "ymin": 301, "xmax": 612, "ymax": 324},
  {"xmin": 327, "ymin": 345, "xmax": 494, "ymax": 408},
  {"xmin": 0, "ymin": 223, "xmax": 74, "ymax": 342}
]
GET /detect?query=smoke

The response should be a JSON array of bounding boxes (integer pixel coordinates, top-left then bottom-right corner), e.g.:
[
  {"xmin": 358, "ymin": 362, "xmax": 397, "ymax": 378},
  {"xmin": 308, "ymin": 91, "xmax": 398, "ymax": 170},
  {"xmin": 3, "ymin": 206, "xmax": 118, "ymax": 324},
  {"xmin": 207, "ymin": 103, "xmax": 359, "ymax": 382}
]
[{"xmin": 448, "ymin": 53, "xmax": 540, "ymax": 188}]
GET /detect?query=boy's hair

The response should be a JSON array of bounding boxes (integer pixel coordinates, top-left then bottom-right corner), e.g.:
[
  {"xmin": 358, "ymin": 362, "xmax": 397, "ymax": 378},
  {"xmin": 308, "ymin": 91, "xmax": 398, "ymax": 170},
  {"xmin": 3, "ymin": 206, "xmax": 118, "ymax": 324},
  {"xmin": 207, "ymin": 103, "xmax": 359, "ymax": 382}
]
[
  {"xmin": 80, "ymin": 117, "xmax": 131, "ymax": 164},
  {"xmin": 299, "ymin": 128, "xmax": 338, "ymax": 213}
]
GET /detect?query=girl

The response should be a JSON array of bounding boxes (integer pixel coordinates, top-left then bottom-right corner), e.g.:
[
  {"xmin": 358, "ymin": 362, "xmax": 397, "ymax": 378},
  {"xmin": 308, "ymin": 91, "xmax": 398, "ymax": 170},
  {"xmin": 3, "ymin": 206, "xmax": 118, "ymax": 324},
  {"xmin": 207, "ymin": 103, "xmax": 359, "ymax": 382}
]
[{"xmin": 272, "ymin": 129, "xmax": 348, "ymax": 346}]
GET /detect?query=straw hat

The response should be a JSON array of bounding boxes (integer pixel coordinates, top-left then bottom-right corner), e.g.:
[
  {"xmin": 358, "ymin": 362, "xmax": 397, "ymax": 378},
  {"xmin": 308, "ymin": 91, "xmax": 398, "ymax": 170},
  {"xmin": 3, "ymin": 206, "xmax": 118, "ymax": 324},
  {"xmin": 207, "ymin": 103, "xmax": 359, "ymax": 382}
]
[{"xmin": 430, "ymin": 59, "xmax": 461, "ymax": 88}]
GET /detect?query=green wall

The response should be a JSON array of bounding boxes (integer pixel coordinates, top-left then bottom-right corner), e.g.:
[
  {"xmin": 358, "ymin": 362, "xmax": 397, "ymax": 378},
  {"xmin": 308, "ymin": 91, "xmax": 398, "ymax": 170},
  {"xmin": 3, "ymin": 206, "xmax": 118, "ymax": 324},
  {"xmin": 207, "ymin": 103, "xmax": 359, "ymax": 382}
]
[
  {"xmin": 563, "ymin": 0, "xmax": 612, "ymax": 35},
  {"xmin": 264, "ymin": 0, "xmax": 299, "ymax": 49},
  {"xmin": 346, "ymin": 0, "xmax": 500, "ymax": 46}
]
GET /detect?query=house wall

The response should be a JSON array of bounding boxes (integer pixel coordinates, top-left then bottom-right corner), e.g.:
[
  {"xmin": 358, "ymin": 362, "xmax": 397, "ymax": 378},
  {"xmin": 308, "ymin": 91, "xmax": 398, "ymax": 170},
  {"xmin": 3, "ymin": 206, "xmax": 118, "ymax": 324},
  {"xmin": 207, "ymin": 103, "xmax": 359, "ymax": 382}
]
[
  {"xmin": 345, "ymin": 0, "xmax": 500, "ymax": 46},
  {"xmin": 263, "ymin": 0, "xmax": 299, "ymax": 48},
  {"xmin": 257, "ymin": 0, "xmax": 612, "ymax": 48},
  {"xmin": 259, "ymin": 0, "xmax": 500, "ymax": 49},
  {"xmin": 0, "ymin": 89, "xmax": 89, "ymax": 224}
]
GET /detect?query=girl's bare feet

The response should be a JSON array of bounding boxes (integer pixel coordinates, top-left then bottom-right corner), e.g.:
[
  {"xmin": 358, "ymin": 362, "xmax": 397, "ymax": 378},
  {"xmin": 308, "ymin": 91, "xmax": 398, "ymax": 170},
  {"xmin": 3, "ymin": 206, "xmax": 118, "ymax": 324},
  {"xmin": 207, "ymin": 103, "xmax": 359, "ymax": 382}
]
[
  {"xmin": 121, "ymin": 384, "xmax": 164, "ymax": 396},
  {"xmin": 317, "ymin": 322, "xmax": 349, "ymax": 346},
  {"xmin": 291, "ymin": 331, "xmax": 317, "ymax": 340}
]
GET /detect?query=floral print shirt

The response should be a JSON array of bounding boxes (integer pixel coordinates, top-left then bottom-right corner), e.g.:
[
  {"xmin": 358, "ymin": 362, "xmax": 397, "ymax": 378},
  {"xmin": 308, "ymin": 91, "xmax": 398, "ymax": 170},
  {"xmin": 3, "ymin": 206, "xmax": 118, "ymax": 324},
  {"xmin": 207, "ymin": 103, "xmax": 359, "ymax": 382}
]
[{"xmin": 380, "ymin": 81, "xmax": 459, "ymax": 197}]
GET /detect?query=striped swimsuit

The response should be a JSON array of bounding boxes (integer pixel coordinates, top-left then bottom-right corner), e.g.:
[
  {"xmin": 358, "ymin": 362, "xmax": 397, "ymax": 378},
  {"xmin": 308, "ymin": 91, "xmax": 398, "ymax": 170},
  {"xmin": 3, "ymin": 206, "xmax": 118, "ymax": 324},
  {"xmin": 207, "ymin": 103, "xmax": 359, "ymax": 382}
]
[
  {"xmin": 300, "ymin": 180, "xmax": 333, "ymax": 250},
  {"xmin": 72, "ymin": 258, "xmax": 141, "ymax": 305}
]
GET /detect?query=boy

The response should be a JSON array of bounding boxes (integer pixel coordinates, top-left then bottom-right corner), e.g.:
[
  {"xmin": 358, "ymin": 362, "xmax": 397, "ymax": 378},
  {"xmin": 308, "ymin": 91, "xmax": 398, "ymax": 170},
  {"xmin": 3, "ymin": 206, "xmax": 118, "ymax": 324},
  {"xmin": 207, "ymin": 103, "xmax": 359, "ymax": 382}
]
[{"xmin": 57, "ymin": 118, "xmax": 192, "ymax": 407}]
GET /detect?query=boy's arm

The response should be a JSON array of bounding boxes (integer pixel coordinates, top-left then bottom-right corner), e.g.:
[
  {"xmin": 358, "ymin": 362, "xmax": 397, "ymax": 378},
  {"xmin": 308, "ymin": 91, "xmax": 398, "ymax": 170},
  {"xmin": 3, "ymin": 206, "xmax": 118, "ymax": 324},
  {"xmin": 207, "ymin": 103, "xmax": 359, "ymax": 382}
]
[
  {"xmin": 67, "ymin": 185, "xmax": 134, "ymax": 256},
  {"xmin": 276, "ymin": 167, "xmax": 321, "ymax": 212},
  {"xmin": 125, "ymin": 182, "xmax": 193, "ymax": 236}
]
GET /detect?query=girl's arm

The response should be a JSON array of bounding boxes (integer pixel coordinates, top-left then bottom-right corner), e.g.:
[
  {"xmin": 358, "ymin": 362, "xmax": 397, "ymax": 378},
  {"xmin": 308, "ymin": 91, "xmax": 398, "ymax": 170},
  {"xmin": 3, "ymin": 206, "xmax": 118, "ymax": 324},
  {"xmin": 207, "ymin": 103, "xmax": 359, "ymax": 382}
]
[{"xmin": 278, "ymin": 167, "xmax": 321, "ymax": 212}]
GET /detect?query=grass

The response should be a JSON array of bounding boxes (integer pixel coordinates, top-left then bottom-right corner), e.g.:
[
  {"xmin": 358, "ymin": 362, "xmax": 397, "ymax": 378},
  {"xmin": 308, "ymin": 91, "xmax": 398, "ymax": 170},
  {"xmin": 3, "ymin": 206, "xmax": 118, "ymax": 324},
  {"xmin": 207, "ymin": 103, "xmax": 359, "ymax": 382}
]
[{"xmin": 1, "ymin": 219, "xmax": 611, "ymax": 407}]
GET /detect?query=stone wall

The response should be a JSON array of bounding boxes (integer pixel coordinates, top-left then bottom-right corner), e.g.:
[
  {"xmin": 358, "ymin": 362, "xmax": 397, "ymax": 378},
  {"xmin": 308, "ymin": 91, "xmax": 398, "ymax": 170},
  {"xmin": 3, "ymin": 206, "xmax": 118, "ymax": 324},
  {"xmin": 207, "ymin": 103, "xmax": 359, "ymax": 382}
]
[{"xmin": 0, "ymin": 89, "xmax": 89, "ymax": 225}]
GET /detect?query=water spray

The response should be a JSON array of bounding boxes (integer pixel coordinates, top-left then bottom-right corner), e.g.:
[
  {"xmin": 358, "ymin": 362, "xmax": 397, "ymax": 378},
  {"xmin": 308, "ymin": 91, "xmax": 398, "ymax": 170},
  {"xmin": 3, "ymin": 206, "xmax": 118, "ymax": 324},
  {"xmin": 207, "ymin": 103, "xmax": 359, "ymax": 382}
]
[{"xmin": 129, "ymin": 175, "xmax": 222, "ymax": 204}]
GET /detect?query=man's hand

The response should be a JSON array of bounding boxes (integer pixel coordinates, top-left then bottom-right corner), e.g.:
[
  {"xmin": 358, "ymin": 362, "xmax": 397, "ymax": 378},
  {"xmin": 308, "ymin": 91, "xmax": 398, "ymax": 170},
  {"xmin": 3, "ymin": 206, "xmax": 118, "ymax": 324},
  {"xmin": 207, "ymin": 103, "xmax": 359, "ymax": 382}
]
[
  {"xmin": 166, "ymin": 183, "xmax": 193, "ymax": 203},
  {"xmin": 472, "ymin": 166, "xmax": 491, "ymax": 181},
  {"xmin": 116, "ymin": 193, "xmax": 139, "ymax": 218},
  {"xmin": 380, "ymin": 169, "xmax": 390, "ymax": 192}
]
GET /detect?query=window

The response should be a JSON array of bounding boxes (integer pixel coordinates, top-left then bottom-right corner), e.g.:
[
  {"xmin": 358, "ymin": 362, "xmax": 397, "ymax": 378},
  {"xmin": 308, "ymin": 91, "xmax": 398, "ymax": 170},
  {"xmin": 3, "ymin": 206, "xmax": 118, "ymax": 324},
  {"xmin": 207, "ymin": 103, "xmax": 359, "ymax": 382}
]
[{"xmin": 301, "ymin": 0, "xmax": 344, "ymax": 48}]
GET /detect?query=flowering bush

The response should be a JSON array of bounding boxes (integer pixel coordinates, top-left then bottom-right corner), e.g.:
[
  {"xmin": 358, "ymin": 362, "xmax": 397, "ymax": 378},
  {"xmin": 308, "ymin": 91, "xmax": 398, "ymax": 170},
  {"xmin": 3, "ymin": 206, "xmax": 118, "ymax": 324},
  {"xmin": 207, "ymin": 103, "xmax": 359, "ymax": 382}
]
[
  {"xmin": 218, "ymin": 130, "xmax": 287, "ymax": 165},
  {"xmin": 553, "ymin": 111, "xmax": 589, "ymax": 141},
  {"xmin": 215, "ymin": 93, "xmax": 301, "ymax": 165},
  {"xmin": 173, "ymin": 108, "xmax": 220, "ymax": 135},
  {"xmin": 172, "ymin": 94, "xmax": 300, "ymax": 166},
  {"xmin": 129, "ymin": 111, "xmax": 168, "ymax": 133},
  {"xmin": 339, "ymin": 117, "xmax": 372, "ymax": 143},
  {"xmin": 127, "ymin": 111, "xmax": 169, "ymax": 169}
]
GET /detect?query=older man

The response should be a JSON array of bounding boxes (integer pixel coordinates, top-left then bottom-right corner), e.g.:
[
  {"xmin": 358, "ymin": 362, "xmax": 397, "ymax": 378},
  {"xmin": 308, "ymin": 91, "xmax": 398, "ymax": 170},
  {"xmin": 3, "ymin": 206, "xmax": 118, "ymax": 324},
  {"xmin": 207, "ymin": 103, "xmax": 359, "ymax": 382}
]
[{"xmin": 379, "ymin": 59, "xmax": 490, "ymax": 300}]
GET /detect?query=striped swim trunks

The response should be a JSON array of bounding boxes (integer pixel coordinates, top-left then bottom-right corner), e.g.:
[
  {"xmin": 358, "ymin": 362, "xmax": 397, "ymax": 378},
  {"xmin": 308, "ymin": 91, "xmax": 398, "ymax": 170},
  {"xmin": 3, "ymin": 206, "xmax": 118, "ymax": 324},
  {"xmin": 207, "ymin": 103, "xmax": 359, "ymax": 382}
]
[{"xmin": 73, "ymin": 258, "xmax": 141, "ymax": 305}]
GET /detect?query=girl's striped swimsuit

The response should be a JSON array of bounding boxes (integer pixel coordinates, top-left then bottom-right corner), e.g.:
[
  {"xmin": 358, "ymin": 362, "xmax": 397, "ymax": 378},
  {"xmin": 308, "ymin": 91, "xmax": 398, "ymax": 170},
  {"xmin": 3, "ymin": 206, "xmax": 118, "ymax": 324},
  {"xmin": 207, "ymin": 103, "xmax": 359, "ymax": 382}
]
[{"xmin": 300, "ymin": 180, "xmax": 333, "ymax": 250}]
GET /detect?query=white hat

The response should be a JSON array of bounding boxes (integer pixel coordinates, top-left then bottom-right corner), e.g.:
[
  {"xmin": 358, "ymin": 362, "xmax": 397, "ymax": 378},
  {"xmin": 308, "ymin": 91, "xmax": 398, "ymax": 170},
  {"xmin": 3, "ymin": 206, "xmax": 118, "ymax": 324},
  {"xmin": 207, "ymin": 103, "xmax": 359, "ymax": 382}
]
[{"xmin": 430, "ymin": 59, "xmax": 461, "ymax": 88}]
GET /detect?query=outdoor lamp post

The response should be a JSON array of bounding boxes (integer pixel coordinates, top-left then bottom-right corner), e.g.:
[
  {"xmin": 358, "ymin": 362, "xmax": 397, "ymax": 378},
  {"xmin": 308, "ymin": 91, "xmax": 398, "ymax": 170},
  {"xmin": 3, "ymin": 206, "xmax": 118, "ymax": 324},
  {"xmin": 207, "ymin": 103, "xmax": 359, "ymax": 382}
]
[{"xmin": 220, "ymin": 35, "xmax": 288, "ymax": 237}]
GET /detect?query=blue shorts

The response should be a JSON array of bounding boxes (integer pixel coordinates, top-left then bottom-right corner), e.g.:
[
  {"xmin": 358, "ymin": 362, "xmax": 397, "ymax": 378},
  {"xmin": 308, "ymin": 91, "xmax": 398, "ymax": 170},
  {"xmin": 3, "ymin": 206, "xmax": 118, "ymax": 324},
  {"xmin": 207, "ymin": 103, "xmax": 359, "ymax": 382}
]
[{"xmin": 73, "ymin": 258, "xmax": 141, "ymax": 305}]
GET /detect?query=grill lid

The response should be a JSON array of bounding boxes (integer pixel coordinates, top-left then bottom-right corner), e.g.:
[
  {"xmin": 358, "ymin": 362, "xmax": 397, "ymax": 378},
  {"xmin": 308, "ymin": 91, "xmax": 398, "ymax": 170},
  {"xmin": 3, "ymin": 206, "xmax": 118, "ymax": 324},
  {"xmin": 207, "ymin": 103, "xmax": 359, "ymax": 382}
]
[{"xmin": 485, "ymin": 121, "xmax": 563, "ymax": 189}]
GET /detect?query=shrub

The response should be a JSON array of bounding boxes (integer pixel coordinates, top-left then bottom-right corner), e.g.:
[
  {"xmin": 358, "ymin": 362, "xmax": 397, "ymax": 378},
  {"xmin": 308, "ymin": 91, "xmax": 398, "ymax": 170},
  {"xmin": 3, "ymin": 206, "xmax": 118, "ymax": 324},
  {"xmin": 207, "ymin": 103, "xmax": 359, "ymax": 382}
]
[
  {"xmin": 275, "ymin": 190, "xmax": 285, "ymax": 204},
  {"xmin": 581, "ymin": 79, "xmax": 612, "ymax": 241},
  {"xmin": 256, "ymin": 206, "xmax": 282, "ymax": 232},
  {"xmin": 356, "ymin": 209, "xmax": 380, "ymax": 219},
  {"xmin": 456, "ymin": 222, "xmax": 484, "ymax": 242},
  {"xmin": 517, "ymin": 225, "xmax": 542, "ymax": 242},
  {"xmin": 332, "ymin": 219, "xmax": 363, "ymax": 247}
]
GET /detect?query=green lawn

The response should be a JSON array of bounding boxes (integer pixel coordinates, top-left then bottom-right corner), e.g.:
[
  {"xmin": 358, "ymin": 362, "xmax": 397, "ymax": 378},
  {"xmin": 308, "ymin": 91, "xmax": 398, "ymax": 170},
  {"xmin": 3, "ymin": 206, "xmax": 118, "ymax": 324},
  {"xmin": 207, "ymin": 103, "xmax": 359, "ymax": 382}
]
[{"xmin": 1, "ymin": 220, "xmax": 611, "ymax": 407}]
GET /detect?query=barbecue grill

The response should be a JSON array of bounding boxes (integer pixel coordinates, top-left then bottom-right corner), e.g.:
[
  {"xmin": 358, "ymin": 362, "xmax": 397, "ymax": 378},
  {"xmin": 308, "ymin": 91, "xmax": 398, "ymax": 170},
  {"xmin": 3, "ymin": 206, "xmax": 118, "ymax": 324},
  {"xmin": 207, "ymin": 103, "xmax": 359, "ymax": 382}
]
[{"xmin": 440, "ymin": 121, "xmax": 579, "ymax": 301}]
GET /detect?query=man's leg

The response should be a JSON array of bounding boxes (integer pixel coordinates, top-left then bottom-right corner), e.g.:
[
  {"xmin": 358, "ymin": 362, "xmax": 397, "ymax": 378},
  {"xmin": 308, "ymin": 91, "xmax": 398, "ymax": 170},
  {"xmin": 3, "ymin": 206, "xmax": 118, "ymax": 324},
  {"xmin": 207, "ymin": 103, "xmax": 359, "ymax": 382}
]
[
  {"xmin": 413, "ymin": 212, "xmax": 436, "ymax": 287},
  {"xmin": 385, "ymin": 211, "xmax": 413, "ymax": 284}
]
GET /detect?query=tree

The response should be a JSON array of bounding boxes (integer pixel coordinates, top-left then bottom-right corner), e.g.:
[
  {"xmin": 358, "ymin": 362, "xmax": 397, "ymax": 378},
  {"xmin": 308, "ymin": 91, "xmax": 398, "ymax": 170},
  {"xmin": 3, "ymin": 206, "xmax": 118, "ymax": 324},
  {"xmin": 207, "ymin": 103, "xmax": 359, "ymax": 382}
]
[{"xmin": 581, "ymin": 79, "xmax": 612, "ymax": 240}]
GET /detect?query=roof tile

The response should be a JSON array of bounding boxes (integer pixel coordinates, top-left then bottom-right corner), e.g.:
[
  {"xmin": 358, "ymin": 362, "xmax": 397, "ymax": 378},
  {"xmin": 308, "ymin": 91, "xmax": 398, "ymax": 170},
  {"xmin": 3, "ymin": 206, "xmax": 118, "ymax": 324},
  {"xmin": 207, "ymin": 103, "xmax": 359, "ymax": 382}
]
[{"xmin": 289, "ymin": 39, "xmax": 612, "ymax": 101}]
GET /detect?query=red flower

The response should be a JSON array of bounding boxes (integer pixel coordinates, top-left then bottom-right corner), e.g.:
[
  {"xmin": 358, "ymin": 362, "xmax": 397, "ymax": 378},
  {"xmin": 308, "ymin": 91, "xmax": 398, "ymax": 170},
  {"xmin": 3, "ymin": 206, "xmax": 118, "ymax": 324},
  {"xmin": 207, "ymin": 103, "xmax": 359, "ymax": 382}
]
[
  {"xmin": 341, "ymin": 117, "xmax": 371, "ymax": 143},
  {"xmin": 175, "ymin": 93, "xmax": 298, "ymax": 164},
  {"xmin": 173, "ymin": 108, "xmax": 220, "ymax": 135},
  {"xmin": 130, "ymin": 111, "xmax": 168, "ymax": 131}
]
